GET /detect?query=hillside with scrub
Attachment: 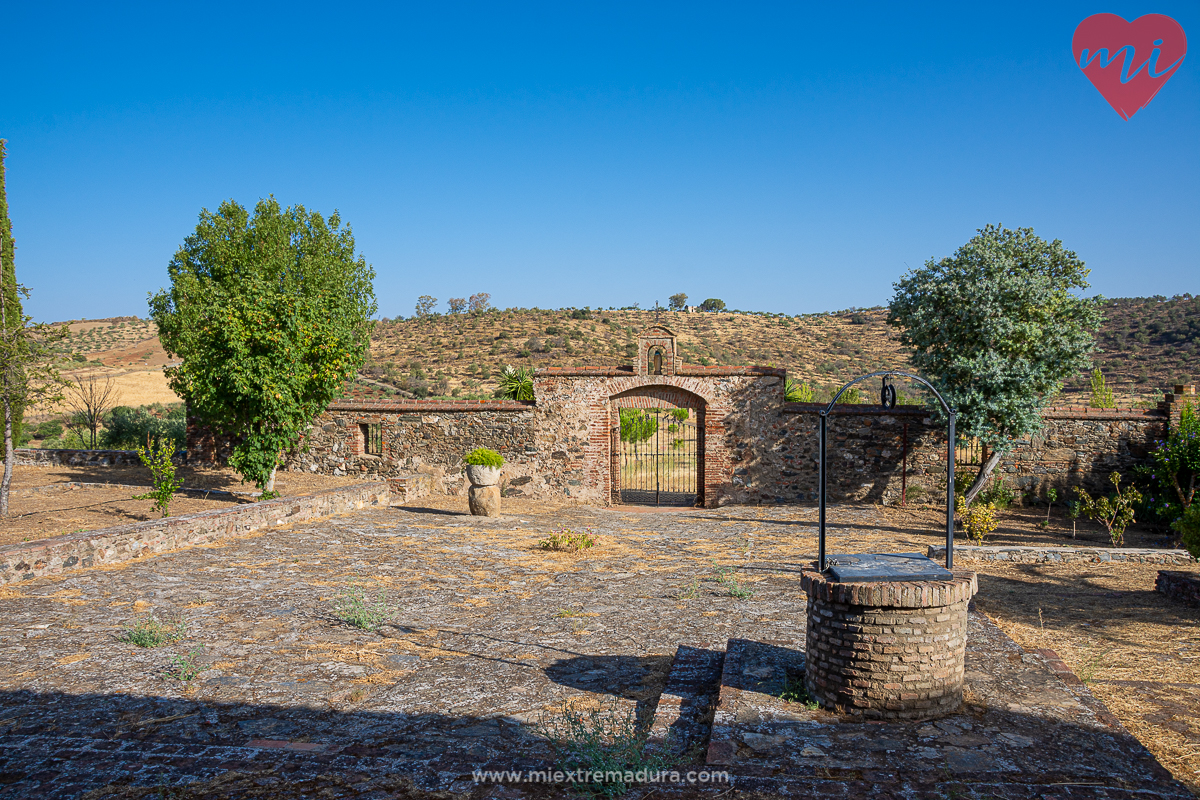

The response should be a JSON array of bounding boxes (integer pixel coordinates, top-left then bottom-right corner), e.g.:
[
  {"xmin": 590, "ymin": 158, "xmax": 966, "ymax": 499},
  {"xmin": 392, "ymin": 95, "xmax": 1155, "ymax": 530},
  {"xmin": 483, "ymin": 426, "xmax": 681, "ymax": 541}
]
[{"xmin": 34, "ymin": 294, "xmax": 1200, "ymax": 422}]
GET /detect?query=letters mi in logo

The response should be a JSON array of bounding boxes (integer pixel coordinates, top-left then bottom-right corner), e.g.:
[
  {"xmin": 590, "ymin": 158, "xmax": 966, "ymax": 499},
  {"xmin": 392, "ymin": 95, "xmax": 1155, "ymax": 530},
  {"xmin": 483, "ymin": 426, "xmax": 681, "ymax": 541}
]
[{"xmin": 1073, "ymin": 14, "xmax": 1187, "ymax": 119}]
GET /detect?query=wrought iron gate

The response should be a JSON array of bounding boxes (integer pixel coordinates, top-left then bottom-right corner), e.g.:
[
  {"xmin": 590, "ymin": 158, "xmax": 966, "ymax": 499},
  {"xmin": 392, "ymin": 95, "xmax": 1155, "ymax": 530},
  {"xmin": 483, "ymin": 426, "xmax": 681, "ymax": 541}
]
[{"xmin": 618, "ymin": 409, "xmax": 698, "ymax": 506}]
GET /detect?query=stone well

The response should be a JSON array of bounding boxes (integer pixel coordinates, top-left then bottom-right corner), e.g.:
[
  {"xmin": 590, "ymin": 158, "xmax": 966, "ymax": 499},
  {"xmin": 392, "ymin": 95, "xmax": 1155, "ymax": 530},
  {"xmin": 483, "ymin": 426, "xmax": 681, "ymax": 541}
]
[{"xmin": 801, "ymin": 569, "xmax": 978, "ymax": 720}]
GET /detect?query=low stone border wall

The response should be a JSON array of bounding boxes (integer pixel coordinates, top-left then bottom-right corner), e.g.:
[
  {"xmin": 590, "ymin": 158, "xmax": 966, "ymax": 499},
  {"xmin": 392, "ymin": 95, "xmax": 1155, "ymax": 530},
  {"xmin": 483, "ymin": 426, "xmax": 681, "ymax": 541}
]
[
  {"xmin": 1156, "ymin": 570, "xmax": 1200, "ymax": 606},
  {"xmin": 8, "ymin": 448, "xmax": 144, "ymax": 467},
  {"xmin": 928, "ymin": 544, "xmax": 1196, "ymax": 565},
  {"xmin": 0, "ymin": 483, "xmax": 390, "ymax": 585}
]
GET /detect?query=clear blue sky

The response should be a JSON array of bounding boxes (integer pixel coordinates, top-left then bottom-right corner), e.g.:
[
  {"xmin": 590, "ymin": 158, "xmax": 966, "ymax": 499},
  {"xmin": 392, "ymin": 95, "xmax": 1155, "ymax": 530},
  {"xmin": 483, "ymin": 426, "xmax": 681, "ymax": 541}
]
[{"xmin": 4, "ymin": 2, "xmax": 1198, "ymax": 322}]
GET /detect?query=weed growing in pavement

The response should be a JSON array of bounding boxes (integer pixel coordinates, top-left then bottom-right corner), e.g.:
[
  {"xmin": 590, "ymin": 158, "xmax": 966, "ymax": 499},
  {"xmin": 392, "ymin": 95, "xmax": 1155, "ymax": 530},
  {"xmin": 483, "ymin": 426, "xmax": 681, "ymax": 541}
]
[
  {"xmin": 676, "ymin": 578, "xmax": 700, "ymax": 600},
  {"xmin": 713, "ymin": 563, "xmax": 753, "ymax": 599},
  {"xmin": 540, "ymin": 528, "xmax": 597, "ymax": 553},
  {"xmin": 121, "ymin": 615, "xmax": 186, "ymax": 648},
  {"xmin": 554, "ymin": 608, "xmax": 581, "ymax": 618},
  {"xmin": 533, "ymin": 701, "xmax": 679, "ymax": 797},
  {"xmin": 779, "ymin": 670, "xmax": 819, "ymax": 709},
  {"xmin": 332, "ymin": 581, "xmax": 393, "ymax": 632},
  {"xmin": 162, "ymin": 647, "xmax": 207, "ymax": 681}
]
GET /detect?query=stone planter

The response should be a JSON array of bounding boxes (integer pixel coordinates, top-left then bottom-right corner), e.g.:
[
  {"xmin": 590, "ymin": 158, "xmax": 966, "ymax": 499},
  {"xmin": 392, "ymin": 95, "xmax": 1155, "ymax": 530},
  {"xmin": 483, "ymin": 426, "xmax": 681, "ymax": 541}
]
[
  {"xmin": 465, "ymin": 465, "xmax": 501, "ymax": 516},
  {"xmin": 800, "ymin": 569, "xmax": 977, "ymax": 720},
  {"xmin": 465, "ymin": 465, "xmax": 501, "ymax": 487}
]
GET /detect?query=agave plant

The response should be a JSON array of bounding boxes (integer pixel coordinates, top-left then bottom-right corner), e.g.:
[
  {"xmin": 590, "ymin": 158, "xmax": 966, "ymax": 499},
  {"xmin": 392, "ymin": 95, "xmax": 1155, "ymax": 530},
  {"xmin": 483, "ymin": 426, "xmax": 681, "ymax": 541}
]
[{"xmin": 498, "ymin": 365, "xmax": 534, "ymax": 400}]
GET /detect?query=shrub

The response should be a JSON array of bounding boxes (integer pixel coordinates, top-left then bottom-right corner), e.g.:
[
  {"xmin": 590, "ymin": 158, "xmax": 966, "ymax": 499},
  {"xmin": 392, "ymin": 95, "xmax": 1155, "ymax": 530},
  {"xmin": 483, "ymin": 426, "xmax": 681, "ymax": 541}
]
[
  {"xmin": 34, "ymin": 420, "xmax": 63, "ymax": 439},
  {"xmin": 1089, "ymin": 368, "xmax": 1116, "ymax": 409},
  {"xmin": 539, "ymin": 528, "xmax": 596, "ymax": 552},
  {"xmin": 619, "ymin": 409, "xmax": 657, "ymax": 443},
  {"xmin": 1138, "ymin": 403, "xmax": 1199, "ymax": 540},
  {"xmin": 463, "ymin": 448, "xmax": 504, "ymax": 468},
  {"xmin": 533, "ymin": 701, "xmax": 677, "ymax": 797},
  {"xmin": 961, "ymin": 503, "xmax": 997, "ymax": 545},
  {"xmin": 1173, "ymin": 503, "xmax": 1200, "ymax": 558},
  {"xmin": 133, "ymin": 437, "xmax": 184, "ymax": 517},
  {"xmin": 102, "ymin": 404, "xmax": 186, "ymax": 450},
  {"xmin": 785, "ymin": 379, "xmax": 815, "ymax": 402},
  {"xmin": 1076, "ymin": 473, "xmax": 1142, "ymax": 547},
  {"xmin": 121, "ymin": 615, "xmax": 186, "ymax": 648},
  {"xmin": 333, "ymin": 581, "xmax": 393, "ymax": 632}
]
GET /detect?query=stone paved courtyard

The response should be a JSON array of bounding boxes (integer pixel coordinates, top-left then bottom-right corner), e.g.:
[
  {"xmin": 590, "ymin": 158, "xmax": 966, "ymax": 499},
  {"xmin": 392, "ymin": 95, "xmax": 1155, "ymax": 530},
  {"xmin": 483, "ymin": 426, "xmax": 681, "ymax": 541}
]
[{"xmin": 0, "ymin": 498, "xmax": 1192, "ymax": 798}]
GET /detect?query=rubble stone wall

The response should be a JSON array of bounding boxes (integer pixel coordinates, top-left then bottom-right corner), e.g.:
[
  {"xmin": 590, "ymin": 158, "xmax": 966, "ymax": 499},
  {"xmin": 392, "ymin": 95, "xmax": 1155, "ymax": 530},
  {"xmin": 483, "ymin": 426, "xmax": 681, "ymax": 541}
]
[{"xmin": 187, "ymin": 371, "xmax": 1173, "ymax": 508}]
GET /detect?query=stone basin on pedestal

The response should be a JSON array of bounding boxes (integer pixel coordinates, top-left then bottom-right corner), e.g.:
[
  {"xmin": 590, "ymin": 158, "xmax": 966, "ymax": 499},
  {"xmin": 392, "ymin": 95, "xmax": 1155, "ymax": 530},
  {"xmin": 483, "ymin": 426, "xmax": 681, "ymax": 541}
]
[{"xmin": 801, "ymin": 553, "xmax": 977, "ymax": 721}]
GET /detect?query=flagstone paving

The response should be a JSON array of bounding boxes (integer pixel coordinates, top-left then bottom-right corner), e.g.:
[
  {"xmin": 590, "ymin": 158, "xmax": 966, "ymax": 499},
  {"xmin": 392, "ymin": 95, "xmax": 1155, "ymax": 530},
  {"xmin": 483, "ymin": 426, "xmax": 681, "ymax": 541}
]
[{"xmin": 0, "ymin": 500, "xmax": 1190, "ymax": 798}]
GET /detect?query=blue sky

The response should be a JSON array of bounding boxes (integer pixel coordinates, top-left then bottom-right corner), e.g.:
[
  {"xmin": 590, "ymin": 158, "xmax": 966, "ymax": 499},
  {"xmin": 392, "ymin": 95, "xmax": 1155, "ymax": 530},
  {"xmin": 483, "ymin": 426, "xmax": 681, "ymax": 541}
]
[{"xmin": 4, "ymin": 2, "xmax": 1197, "ymax": 322}]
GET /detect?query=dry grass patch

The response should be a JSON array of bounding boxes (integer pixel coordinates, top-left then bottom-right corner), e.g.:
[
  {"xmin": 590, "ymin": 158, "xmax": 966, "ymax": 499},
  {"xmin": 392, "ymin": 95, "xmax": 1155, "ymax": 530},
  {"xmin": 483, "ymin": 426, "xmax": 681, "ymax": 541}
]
[{"xmin": 973, "ymin": 561, "xmax": 1200, "ymax": 794}]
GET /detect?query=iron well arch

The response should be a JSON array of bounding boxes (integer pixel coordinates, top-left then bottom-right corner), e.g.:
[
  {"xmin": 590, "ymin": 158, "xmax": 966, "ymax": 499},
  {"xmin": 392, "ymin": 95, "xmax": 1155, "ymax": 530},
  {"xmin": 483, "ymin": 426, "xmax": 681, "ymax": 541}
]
[{"xmin": 818, "ymin": 371, "xmax": 958, "ymax": 571}]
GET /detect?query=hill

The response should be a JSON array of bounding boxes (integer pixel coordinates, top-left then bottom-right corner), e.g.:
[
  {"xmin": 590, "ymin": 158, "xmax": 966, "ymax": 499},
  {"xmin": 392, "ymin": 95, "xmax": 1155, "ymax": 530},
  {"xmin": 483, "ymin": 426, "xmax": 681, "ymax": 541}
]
[{"xmin": 44, "ymin": 295, "xmax": 1200, "ymax": 411}]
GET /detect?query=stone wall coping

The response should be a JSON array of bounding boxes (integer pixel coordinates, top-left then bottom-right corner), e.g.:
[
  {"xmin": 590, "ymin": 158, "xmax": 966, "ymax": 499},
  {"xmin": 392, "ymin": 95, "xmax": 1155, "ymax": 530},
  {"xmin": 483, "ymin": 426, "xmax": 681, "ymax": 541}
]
[
  {"xmin": 0, "ymin": 482, "xmax": 390, "ymax": 585},
  {"xmin": 1041, "ymin": 407, "xmax": 1166, "ymax": 419},
  {"xmin": 928, "ymin": 544, "xmax": 1196, "ymax": 565},
  {"xmin": 327, "ymin": 399, "xmax": 535, "ymax": 412},
  {"xmin": 780, "ymin": 403, "xmax": 1165, "ymax": 421},
  {"xmin": 800, "ymin": 569, "xmax": 977, "ymax": 607},
  {"xmin": 782, "ymin": 402, "xmax": 930, "ymax": 416},
  {"xmin": 535, "ymin": 365, "xmax": 786, "ymax": 378}
]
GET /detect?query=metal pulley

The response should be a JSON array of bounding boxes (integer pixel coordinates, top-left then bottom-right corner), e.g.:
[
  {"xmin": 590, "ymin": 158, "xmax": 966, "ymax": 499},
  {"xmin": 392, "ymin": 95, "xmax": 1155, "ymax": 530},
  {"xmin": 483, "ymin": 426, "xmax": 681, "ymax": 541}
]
[{"xmin": 880, "ymin": 376, "xmax": 897, "ymax": 409}]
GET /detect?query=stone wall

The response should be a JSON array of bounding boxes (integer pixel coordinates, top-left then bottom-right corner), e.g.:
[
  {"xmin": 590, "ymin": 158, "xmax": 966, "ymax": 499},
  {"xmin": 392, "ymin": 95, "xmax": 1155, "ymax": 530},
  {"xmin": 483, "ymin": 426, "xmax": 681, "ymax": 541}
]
[
  {"xmin": 0, "ymin": 482, "xmax": 390, "ymax": 585},
  {"xmin": 269, "ymin": 390, "xmax": 1173, "ymax": 508},
  {"xmin": 1156, "ymin": 570, "xmax": 1200, "ymax": 607},
  {"xmin": 7, "ymin": 448, "xmax": 144, "ymax": 467},
  {"xmin": 733, "ymin": 404, "xmax": 949, "ymax": 506},
  {"xmin": 997, "ymin": 408, "xmax": 1167, "ymax": 497},
  {"xmin": 283, "ymin": 399, "xmax": 548, "ymax": 498}
]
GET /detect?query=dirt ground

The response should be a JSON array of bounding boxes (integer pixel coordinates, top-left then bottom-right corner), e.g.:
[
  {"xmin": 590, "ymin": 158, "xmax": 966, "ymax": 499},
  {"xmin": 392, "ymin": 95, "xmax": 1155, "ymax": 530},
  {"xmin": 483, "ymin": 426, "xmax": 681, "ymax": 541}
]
[{"xmin": 0, "ymin": 465, "xmax": 369, "ymax": 546}]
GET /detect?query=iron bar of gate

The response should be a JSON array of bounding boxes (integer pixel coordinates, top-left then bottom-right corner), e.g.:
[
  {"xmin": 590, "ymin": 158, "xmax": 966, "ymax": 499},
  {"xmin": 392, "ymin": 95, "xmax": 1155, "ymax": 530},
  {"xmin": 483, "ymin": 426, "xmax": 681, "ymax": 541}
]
[{"xmin": 817, "ymin": 371, "xmax": 956, "ymax": 572}]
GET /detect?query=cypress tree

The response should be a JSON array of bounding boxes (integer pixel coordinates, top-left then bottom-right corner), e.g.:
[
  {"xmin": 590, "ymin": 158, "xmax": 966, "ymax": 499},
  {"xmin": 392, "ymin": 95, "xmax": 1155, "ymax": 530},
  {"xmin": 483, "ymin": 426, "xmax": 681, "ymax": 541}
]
[{"xmin": 0, "ymin": 140, "xmax": 25, "ymax": 444}]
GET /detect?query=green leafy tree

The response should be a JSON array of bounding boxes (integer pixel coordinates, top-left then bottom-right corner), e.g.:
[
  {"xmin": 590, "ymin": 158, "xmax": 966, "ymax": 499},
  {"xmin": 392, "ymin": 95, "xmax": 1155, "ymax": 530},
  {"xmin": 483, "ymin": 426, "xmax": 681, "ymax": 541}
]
[
  {"xmin": 888, "ymin": 224, "xmax": 1102, "ymax": 505},
  {"xmin": 619, "ymin": 408, "xmax": 658, "ymax": 443},
  {"xmin": 149, "ymin": 197, "xmax": 377, "ymax": 493},
  {"xmin": 699, "ymin": 298, "xmax": 725, "ymax": 312},
  {"xmin": 0, "ymin": 141, "xmax": 69, "ymax": 515},
  {"xmin": 668, "ymin": 293, "xmax": 688, "ymax": 311},
  {"xmin": 414, "ymin": 295, "xmax": 438, "ymax": 318},
  {"xmin": 133, "ymin": 437, "xmax": 184, "ymax": 518},
  {"xmin": 0, "ymin": 141, "xmax": 27, "ymax": 456}
]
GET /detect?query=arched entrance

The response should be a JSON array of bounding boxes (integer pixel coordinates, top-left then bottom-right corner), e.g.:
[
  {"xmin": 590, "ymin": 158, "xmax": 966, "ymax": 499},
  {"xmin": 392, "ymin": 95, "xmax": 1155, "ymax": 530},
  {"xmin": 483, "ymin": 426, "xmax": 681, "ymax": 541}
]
[{"xmin": 609, "ymin": 386, "xmax": 705, "ymax": 507}]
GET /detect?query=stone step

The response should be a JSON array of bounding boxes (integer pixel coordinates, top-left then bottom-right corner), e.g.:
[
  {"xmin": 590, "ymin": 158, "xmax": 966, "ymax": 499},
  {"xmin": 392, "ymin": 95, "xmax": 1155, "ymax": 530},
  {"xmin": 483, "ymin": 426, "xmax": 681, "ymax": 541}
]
[
  {"xmin": 697, "ymin": 621, "xmax": 1192, "ymax": 798},
  {"xmin": 645, "ymin": 643, "xmax": 725, "ymax": 760}
]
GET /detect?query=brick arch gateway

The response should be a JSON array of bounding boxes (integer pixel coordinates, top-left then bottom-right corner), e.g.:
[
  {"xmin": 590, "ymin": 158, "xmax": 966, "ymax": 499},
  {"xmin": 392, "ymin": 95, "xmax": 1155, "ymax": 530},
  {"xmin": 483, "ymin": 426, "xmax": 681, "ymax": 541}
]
[{"xmin": 608, "ymin": 384, "xmax": 708, "ymax": 506}]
